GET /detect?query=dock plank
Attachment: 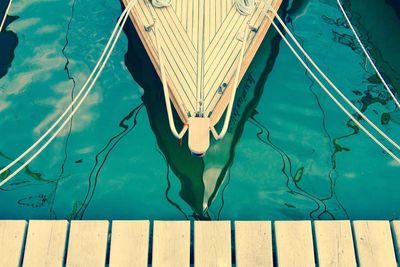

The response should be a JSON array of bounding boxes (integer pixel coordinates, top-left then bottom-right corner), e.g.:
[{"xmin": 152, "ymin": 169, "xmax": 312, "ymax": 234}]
[
  {"xmin": 22, "ymin": 220, "xmax": 68, "ymax": 267},
  {"xmin": 65, "ymin": 220, "xmax": 109, "ymax": 267},
  {"xmin": 275, "ymin": 221, "xmax": 315, "ymax": 267},
  {"xmin": 0, "ymin": 220, "xmax": 27, "ymax": 267},
  {"xmin": 109, "ymin": 220, "xmax": 149, "ymax": 267},
  {"xmin": 391, "ymin": 221, "xmax": 400, "ymax": 262},
  {"xmin": 235, "ymin": 221, "xmax": 272, "ymax": 267},
  {"xmin": 152, "ymin": 221, "xmax": 190, "ymax": 267},
  {"xmin": 314, "ymin": 220, "xmax": 356, "ymax": 267},
  {"xmin": 195, "ymin": 221, "xmax": 232, "ymax": 267},
  {"xmin": 353, "ymin": 221, "xmax": 396, "ymax": 267}
]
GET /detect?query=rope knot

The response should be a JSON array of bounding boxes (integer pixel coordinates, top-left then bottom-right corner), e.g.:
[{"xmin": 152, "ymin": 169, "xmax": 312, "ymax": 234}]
[
  {"xmin": 234, "ymin": 0, "xmax": 256, "ymax": 16},
  {"xmin": 151, "ymin": 0, "xmax": 171, "ymax": 8}
]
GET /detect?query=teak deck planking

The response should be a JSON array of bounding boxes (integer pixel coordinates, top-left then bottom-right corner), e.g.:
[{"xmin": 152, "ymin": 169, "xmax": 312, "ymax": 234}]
[{"xmin": 122, "ymin": 0, "xmax": 282, "ymax": 126}]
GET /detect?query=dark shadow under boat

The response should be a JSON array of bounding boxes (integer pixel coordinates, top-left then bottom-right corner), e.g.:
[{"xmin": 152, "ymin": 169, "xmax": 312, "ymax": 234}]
[
  {"xmin": 122, "ymin": 0, "xmax": 309, "ymax": 218},
  {"xmin": 340, "ymin": 0, "xmax": 400, "ymax": 123},
  {"xmin": 0, "ymin": 0, "xmax": 18, "ymax": 80}
]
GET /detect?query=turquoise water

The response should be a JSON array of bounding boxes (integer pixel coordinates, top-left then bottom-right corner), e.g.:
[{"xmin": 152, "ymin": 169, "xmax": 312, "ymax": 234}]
[{"xmin": 0, "ymin": 0, "xmax": 399, "ymax": 220}]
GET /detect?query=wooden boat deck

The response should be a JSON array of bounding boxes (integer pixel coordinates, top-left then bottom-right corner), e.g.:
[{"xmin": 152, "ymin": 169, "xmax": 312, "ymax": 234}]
[
  {"xmin": 1, "ymin": 220, "xmax": 399, "ymax": 266},
  {"xmin": 122, "ymin": 0, "xmax": 282, "ymax": 125}
]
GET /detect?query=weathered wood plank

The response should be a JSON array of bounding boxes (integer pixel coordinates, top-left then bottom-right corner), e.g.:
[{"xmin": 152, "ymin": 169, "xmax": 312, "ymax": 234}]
[
  {"xmin": 152, "ymin": 221, "xmax": 190, "ymax": 267},
  {"xmin": 22, "ymin": 220, "xmax": 68, "ymax": 267},
  {"xmin": 314, "ymin": 220, "xmax": 356, "ymax": 267},
  {"xmin": 66, "ymin": 220, "xmax": 109, "ymax": 267},
  {"xmin": 391, "ymin": 221, "xmax": 400, "ymax": 262},
  {"xmin": 109, "ymin": 221, "xmax": 150, "ymax": 267},
  {"xmin": 235, "ymin": 221, "xmax": 272, "ymax": 267},
  {"xmin": 0, "ymin": 220, "xmax": 27, "ymax": 267},
  {"xmin": 195, "ymin": 221, "xmax": 232, "ymax": 267},
  {"xmin": 275, "ymin": 221, "xmax": 315, "ymax": 267},
  {"xmin": 353, "ymin": 221, "xmax": 396, "ymax": 267}
]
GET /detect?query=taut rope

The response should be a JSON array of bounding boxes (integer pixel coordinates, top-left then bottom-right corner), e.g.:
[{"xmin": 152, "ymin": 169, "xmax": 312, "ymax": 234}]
[
  {"xmin": 234, "ymin": 0, "xmax": 256, "ymax": 16},
  {"xmin": 336, "ymin": 0, "xmax": 400, "ymax": 109},
  {"xmin": 151, "ymin": 0, "xmax": 171, "ymax": 8},
  {"xmin": 263, "ymin": 2, "xmax": 400, "ymax": 163},
  {"xmin": 0, "ymin": 0, "xmax": 139, "ymax": 187},
  {"xmin": 0, "ymin": 0, "xmax": 12, "ymax": 32}
]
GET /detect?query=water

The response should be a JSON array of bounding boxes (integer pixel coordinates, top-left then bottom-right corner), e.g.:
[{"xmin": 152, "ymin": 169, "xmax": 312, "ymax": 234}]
[{"xmin": 0, "ymin": 0, "xmax": 399, "ymax": 220}]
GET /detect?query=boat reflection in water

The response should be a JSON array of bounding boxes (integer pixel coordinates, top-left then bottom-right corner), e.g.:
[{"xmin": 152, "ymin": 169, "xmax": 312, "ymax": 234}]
[
  {"xmin": 122, "ymin": 0, "xmax": 308, "ymax": 218},
  {"xmin": 0, "ymin": 0, "xmax": 18, "ymax": 80}
]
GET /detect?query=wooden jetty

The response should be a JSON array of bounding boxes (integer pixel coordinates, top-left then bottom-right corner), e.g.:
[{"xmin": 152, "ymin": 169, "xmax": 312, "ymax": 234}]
[
  {"xmin": 122, "ymin": 0, "xmax": 282, "ymax": 155},
  {"xmin": 0, "ymin": 220, "xmax": 399, "ymax": 266}
]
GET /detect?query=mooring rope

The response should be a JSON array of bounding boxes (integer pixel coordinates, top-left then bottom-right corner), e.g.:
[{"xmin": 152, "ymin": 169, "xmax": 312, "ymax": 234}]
[
  {"xmin": 211, "ymin": 22, "xmax": 251, "ymax": 140},
  {"xmin": 0, "ymin": 0, "xmax": 138, "ymax": 187},
  {"xmin": 151, "ymin": 0, "xmax": 171, "ymax": 8},
  {"xmin": 337, "ymin": 0, "xmax": 400, "ymax": 109},
  {"xmin": 234, "ymin": 0, "xmax": 256, "ymax": 16},
  {"xmin": 264, "ymin": 4, "xmax": 400, "ymax": 152},
  {"xmin": 0, "ymin": 0, "xmax": 12, "ymax": 32},
  {"xmin": 263, "ymin": 8, "xmax": 400, "ymax": 163},
  {"xmin": 148, "ymin": 5, "xmax": 188, "ymax": 139}
]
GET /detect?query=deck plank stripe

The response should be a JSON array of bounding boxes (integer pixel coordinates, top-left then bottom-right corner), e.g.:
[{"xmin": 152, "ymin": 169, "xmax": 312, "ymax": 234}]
[
  {"xmin": 0, "ymin": 220, "xmax": 27, "ymax": 267},
  {"xmin": 314, "ymin": 220, "xmax": 356, "ymax": 267},
  {"xmin": 135, "ymin": 1, "xmax": 157, "ymax": 48},
  {"xmin": 152, "ymin": 221, "xmax": 190, "ymax": 267},
  {"xmin": 109, "ymin": 221, "xmax": 150, "ymax": 267},
  {"xmin": 195, "ymin": 221, "xmax": 232, "ymax": 267},
  {"xmin": 193, "ymin": 0, "xmax": 199, "ymax": 49},
  {"xmin": 210, "ymin": 0, "xmax": 216, "ymax": 45},
  {"xmin": 22, "ymin": 220, "xmax": 68, "ymax": 267},
  {"xmin": 163, "ymin": 4, "xmax": 197, "ymax": 56},
  {"xmin": 135, "ymin": 2, "xmax": 196, "ymax": 110},
  {"xmin": 205, "ymin": 6, "xmax": 242, "ymax": 59},
  {"xmin": 65, "ymin": 220, "xmax": 109, "ymax": 267},
  {"xmin": 235, "ymin": 221, "xmax": 273, "ymax": 267},
  {"xmin": 275, "ymin": 221, "xmax": 315, "ymax": 267},
  {"xmin": 142, "ymin": 7, "xmax": 197, "ymax": 107},
  {"xmin": 181, "ymin": 0, "xmax": 187, "ymax": 30},
  {"xmin": 204, "ymin": 8, "xmax": 264, "ymax": 101},
  {"xmin": 137, "ymin": 1, "xmax": 197, "ymax": 108},
  {"xmin": 353, "ymin": 221, "xmax": 397, "ymax": 267},
  {"xmin": 196, "ymin": 0, "xmax": 205, "ymax": 111},
  {"xmin": 187, "ymin": 0, "xmax": 193, "ymax": 42},
  {"xmin": 215, "ymin": 0, "xmax": 224, "ymax": 32},
  {"xmin": 155, "ymin": 8, "xmax": 197, "ymax": 87},
  {"xmin": 204, "ymin": 10, "xmax": 265, "ymax": 112},
  {"xmin": 155, "ymin": 6, "xmax": 197, "ymax": 74}
]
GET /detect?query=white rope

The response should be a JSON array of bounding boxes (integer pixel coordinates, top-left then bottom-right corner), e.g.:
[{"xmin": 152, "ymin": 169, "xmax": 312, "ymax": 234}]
[
  {"xmin": 337, "ymin": 0, "xmax": 400, "ymax": 109},
  {"xmin": 264, "ymin": 12, "xmax": 400, "ymax": 163},
  {"xmin": 234, "ymin": 0, "xmax": 256, "ymax": 16},
  {"xmin": 264, "ymin": 4, "xmax": 400, "ymax": 152},
  {"xmin": 0, "ymin": 0, "xmax": 12, "ymax": 32},
  {"xmin": 0, "ymin": 0, "xmax": 138, "ymax": 187},
  {"xmin": 153, "ymin": 17, "xmax": 188, "ymax": 139},
  {"xmin": 151, "ymin": 0, "xmax": 171, "ymax": 8},
  {"xmin": 211, "ymin": 22, "xmax": 250, "ymax": 140}
]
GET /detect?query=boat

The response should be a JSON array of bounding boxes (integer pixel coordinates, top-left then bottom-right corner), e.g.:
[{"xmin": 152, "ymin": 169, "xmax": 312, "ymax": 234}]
[
  {"xmin": 122, "ymin": 0, "xmax": 290, "ymax": 217},
  {"xmin": 122, "ymin": 0, "xmax": 283, "ymax": 156}
]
